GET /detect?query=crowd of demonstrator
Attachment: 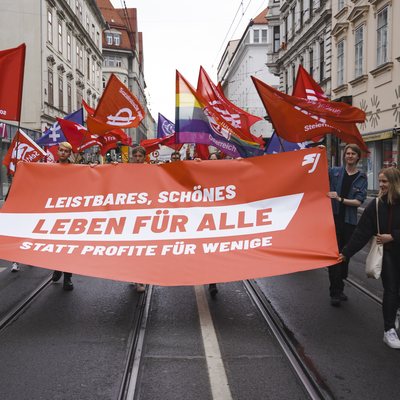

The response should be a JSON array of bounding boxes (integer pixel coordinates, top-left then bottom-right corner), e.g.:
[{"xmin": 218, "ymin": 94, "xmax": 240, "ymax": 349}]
[{"xmin": 6, "ymin": 142, "xmax": 400, "ymax": 349}]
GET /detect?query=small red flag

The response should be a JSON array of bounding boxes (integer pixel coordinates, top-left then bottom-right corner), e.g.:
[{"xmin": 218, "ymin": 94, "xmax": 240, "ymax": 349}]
[
  {"xmin": 0, "ymin": 44, "xmax": 26, "ymax": 121},
  {"xmin": 2, "ymin": 130, "xmax": 46, "ymax": 175}
]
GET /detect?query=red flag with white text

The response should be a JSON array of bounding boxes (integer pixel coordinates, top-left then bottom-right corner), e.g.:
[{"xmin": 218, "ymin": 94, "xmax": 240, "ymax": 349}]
[
  {"xmin": 0, "ymin": 44, "xmax": 26, "ymax": 121},
  {"xmin": 252, "ymin": 76, "xmax": 368, "ymax": 152},
  {"xmin": 87, "ymin": 74, "xmax": 145, "ymax": 135},
  {"xmin": 2, "ymin": 130, "xmax": 46, "ymax": 175},
  {"xmin": 197, "ymin": 67, "xmax": 264, "ymax": 145}
]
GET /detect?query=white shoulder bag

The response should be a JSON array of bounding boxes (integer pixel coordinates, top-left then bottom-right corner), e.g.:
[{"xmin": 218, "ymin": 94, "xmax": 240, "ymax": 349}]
[{"xmin": 365, "ymin": 198, "xmax": 383, "ymax": 279}]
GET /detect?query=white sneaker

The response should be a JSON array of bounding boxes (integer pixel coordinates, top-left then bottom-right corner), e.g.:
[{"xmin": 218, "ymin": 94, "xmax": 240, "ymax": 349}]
[
  {"xmin": 395, "ymin": 309, "xmax": 400, "ymax": 331},
  {"xmin": 136, "ymin": 283, "xmax": 145, "ymax": 293},
  {"xmin": 383, "ymin": 328, "xmax": 400, "ymax": 349},
  {"xmin": 11, "ymin": 262, "xmax": 20, "ymax": 272}
]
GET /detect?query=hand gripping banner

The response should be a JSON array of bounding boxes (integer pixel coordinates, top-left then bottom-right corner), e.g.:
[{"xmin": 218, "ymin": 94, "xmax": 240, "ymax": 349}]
[{"xmin": 0, "ymin": 148, "xmax": 338, "ymax": 285}]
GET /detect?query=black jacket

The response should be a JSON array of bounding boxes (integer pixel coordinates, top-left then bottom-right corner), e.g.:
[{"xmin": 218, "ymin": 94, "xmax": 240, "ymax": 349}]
[{"xmin": 342, "ymin": 196, "xmax": 400, "ymax": 258}]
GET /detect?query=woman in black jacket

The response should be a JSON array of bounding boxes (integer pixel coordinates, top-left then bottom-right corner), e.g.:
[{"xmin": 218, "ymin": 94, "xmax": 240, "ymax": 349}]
[{"xmin": 339, "ymin": 167, "xmax": 400, "ymax": 349}]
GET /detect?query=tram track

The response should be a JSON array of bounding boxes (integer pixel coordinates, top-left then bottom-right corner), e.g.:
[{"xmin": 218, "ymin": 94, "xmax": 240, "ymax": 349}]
[
  {"xmin": 243, "ymin": 279, "xmax": 334, "ymax": 400},
  {"xmin": 0, "ymin": 274, "xmax": 53, "ymax": 333},
  {"xmin": 118, "ymin": 284, "xmax": 153, "ymax": 400},
  {"xmin": 345, "ymin": 277, "xmax": 382, "ymax": 305}
]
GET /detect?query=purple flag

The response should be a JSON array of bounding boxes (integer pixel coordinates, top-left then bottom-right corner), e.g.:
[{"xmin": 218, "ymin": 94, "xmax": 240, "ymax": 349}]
[
  {"xmin": 157, "ymin": 113, "xmax": 175, "ymax": 138},
  {"xmin": 36, "ymin": 108, "xmax": 84, "ymax": 146}
]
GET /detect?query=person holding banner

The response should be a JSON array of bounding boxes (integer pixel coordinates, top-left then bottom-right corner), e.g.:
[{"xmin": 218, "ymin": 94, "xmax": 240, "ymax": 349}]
[
  {"xmin": 170, "ymin": 151, "xmax": 181, "ymax": 162},
  {"xmin": 130, "ymin": 146, "xmax": 147, "ymax": 293},
  {"xmin": 51, "ymin": 142, "xmax": 74, "ymax": 291},
  {"xmin": 327, "ymin": 144, "xmax": 367, "ymax": 306},
  {"xmin": 339, "ymin": 167, "xmax": 400, "ymax": 348}
]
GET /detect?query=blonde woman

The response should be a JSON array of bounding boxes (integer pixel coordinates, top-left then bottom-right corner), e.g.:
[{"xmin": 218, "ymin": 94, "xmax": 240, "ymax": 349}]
[{"xmin": 339, "ymin": 167, "xmax": 400, "ymax": 348}]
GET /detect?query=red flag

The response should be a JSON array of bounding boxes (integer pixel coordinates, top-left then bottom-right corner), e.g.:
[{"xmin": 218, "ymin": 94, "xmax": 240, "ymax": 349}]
[
  {"xmin": 57, "ymin": 118, "xmax": 101, "ymax": 152},
  {"xmin": 141, "ymin": 134, "xmax": 183, "ymax": 154},
  {"xmin": 293, "ymin": 65, "xmax": 329, "ymax": 101},
  {"xmin": 0, "ymin": 44, "xmax": 26, "ymax": 121},
  {"xmin": 252, "ymin": 76, "xmax": 368, "ymax": 152},
  {"xmin": 2, "ymin": 130, "xmax": 46, "ymax": 175},
  {"xmin": 44, "ymin": 146, "xmax": 58, "ymax": 163},
  {"xmin": 197, "ymin": 67, "xmax": 264, "ymax": 146},
  {"xmin": 216, "ymin": 82, "xmax": 262, "ymax": 128},
  {"xmin": 82, "ymin": 99, "xmax": 95, "ymax": 116},
  {"xmin": 87, "ymin": 74, "xmax": 145, "ymax": 135},
  {"xmin": 98, "ymin": 130, "xmax": 131, "ymax": 156},
  {"xmin": 195, "ymin": 144, "xmax": 210, "ymax": 160}
]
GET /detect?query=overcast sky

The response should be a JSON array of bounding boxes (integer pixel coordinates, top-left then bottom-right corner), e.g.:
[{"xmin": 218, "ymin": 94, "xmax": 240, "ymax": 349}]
[{"xmin": 110, "ymin": 0, "xmax": 270, "ymax": 123}]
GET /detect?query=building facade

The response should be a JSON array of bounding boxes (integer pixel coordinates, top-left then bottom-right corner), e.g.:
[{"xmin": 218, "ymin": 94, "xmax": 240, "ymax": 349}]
[
  {"xmin": 331, "ymin": 0, "xmax": 400, "ymax": 190},
  {"xmin": 267, "ymin": 0, "xmax": 332, "ymax": 96},
  {"xmin": 96, "ymin": 0, "xmax": 155, "ymax": 145},
  {"xmin": 217, "ymin": 8, "xmax": 279, "ymax": 139},
  {"xmin": 0, "ymin": 0, "xmax": 105, "ymax": 133},
  {"xmin": 0, "ymin": 0, "xmax": 105, "ymax": 198}
]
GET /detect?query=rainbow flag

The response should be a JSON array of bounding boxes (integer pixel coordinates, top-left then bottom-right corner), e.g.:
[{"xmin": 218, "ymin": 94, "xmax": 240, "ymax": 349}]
[{"xmin": 175, "ymin": 70, "xmax": 263, "ymax": 158}]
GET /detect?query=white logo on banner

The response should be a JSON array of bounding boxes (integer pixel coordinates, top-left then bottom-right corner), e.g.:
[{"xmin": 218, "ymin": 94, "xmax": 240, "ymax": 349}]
[
  {"xmin": 302, "ymin": 153, "xmax": 321, "ymax": 174},
  {"xmin": 107, "ymin": 108, "xmax": 136, "ymax": 126}
]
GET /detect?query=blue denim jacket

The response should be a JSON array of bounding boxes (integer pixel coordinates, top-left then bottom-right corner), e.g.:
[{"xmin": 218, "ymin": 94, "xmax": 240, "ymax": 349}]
[{"xmin": 329, "ymin": 166, "xmax": 367, "ymax": 225}]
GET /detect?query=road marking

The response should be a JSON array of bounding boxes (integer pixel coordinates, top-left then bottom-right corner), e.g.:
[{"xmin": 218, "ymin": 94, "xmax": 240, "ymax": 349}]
[
  {"xmin": 0, "ymin": 267, "xmax": 7, "ymax": 273},
  {"xmin": 195, "ymin": 285, "xmax": 233, "ymax": 400}
]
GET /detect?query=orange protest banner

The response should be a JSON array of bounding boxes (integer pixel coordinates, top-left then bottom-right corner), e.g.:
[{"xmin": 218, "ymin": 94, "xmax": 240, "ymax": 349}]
[{"xmin": 0, "ymin": 148, "xmax": 338, "ymax": 285}]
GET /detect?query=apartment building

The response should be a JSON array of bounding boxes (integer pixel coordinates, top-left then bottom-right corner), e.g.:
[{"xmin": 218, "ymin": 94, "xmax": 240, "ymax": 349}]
[
  {"xmin": 96, "ymin": 0, "xmax": 155, "ymax": 144},
  {"xmin": 217, "ymin": 8, "xmax": 278, "ymax": 139},
  {"xmin": 267, "ymin": 0, "xmax": 332, "ymax": 96},
  {"xmin": 331, "ymin": 0, "xmax": 400, "ymax": 190}
]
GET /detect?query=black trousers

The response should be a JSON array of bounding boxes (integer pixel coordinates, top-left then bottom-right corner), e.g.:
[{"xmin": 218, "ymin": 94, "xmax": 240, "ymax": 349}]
[
  {"xmin": 328, "ymin": 218, "xmax": 356, "ymax": 297},
  {"xmin": 381, "ymin": 250, "xmax": 400, "ymax": 331}
]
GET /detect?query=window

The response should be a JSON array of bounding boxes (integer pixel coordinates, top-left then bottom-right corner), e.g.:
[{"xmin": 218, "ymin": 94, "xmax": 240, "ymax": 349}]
[
  {"xmin": 354, "ymin": 25, "xmax": 364, "ymax": 77},
  {"xmin": 76, "ymin": 44, "xmax": 83, "ymax": 70},
  {"xmin": 113, "ymin": 34, "xmax": 121, "ymax": 46},
  {"xmin": 76, "ymin": 89, "xmax": 82, "ymax": 110},
  {"xmin": 337, "ymin": 40, "xmax": 344, "ymax": 86},
  {"xmin": 67, "ymin": 83, "xmax": 72, "ymax": 113},
  {"xmin": 103, "ymin": 56, "xmax": 122, "ymax": 68},
  {"xmin": 309, "ymin": 48, "xmax": 314, "ymax": 77},
  {"xmin": 106, "ymin": 33, "xmax": 113, "ymax": 45},
  {"xmin": 96, "ymin": 32, "xmax": 100, "ymax": 47},
  {"xmin": 76, "ymin": 1, "xmax": 82, "ymax": 21},
  {"xmin": 309, "ymin": 0, "xmax": 313, "ymax": 19},
  {"xmin": 87, "ymin": 56, "xmax": 90, "ymax": 79},
  {"xmin": 273, "ymin": 26, "xmax": 280, "ymax": 53},
  {"xmin": 299, "ymin": 0, "xmax": 304, "ymax": 29},
  {"xmin": 92, "ymin": 63, "xmax": 95, "ymax": 84},
  {"xmin": 58, "ymin": 21, "xmax": 63, "ymax": 53},
  {"xmin": 338, "ymin": 0, "xmax": 344, "ymax": 10},
  {"xmin": 285, "ymin": 69, "xmax": 289, "ymax": 94},
  {"xmin": 92, "ymin": 24, "xmax": 95, "ymax": 39},
  {"xmin": 86, "ymin": 16, "xmax": 89, "ymax": 32},
  {"xmin": 48, "ymin": 70, "xmax": 54, "ymax": 105},
  {"xmin": 319, "ymin": 40, "xmax": 324, "ymax": 82},
  {"xmin": 291, "ymin": 8, "xmax": 295, "ymax": 36},
  {"xmin": 58, "ymin": 76, "xmax": 63, "ymax": 110},
  {"xmin": 67, "ymin": 32, "xmax": 71, "ymax": 61},
  {"xmin": 283, "ymin": 17, "xmax": 288, "ymax": 42},
  {"xmin": 261, "ymin": 29, "xmax": 267, "ymax": 43},
  {"xmin": 47, "ymin": 10, "xmax": 53, "ymax": 43},
  {"xmin": 292, "ymin": 64, "xmax": 296, "ymax": 88},
  {"xmin": 254, "ymin": 30, "xmax": 260, "ymax": 43},
  {"xmin": 377, "ymin": 7, "xmax": 388, "ymax": 66}
]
